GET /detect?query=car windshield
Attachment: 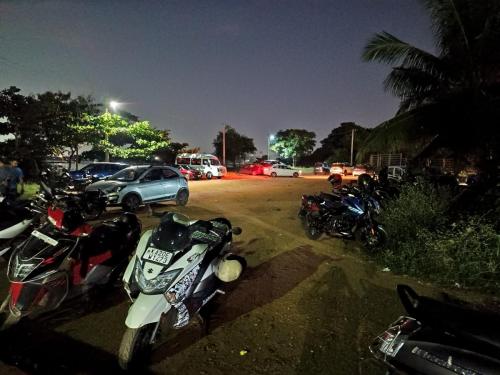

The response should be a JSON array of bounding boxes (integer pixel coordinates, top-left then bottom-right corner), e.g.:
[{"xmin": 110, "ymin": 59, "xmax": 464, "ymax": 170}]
[
  {"xmin": 210, "ymin": 159, "xmax": 221, "ymax": 166},
  {"xmin": 109, "ymin": 167, "xmax": 148, "ymax": 181}
]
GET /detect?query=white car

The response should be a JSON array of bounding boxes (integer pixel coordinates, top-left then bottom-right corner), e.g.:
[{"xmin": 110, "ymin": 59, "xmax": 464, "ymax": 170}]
[
  {"xmin": 263, "ymin": 164, "xmax": 302, "ymax": 178},
  {"xmin": 387, "ymin": 166, "xmax": 406, "ymax": 181}
]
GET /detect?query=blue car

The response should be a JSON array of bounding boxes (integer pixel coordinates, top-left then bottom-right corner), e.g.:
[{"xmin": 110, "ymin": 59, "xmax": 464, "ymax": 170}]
[
  {"xmin": 86, "ymin": 165, "xmax": 189, "ymax": 212},
  {"xmin": 69, "ymin": 162, "xmax": 129, "ymax": 182}
]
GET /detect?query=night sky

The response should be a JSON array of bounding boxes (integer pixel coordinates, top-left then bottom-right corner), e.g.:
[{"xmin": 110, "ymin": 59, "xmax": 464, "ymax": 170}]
[{"xmin": 0, "ymin": 0, "xmax": 434, "ymax": 154}]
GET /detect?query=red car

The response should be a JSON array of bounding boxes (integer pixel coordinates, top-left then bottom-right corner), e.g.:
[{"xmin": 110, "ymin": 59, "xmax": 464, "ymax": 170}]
[
  {"xmin": 172, "ymin": 164, "xmax": 202, "ymax": 180},
  {"xmin": 239, "ymin": 163, "xmax": 268, "ymax": 175}
]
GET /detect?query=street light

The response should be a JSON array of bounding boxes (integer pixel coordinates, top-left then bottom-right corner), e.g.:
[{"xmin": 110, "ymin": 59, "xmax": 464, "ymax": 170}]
[
  {"xmin": 267, "ymin": 134, "xmax": 275, "ymax": 160},
  {"xmin": 109, "ymin": 100, "xmax": 121, "ymax": 112}
]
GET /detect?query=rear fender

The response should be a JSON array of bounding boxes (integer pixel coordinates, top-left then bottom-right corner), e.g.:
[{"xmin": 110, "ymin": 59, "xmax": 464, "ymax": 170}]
[{"xmin": 125, "ymin": 293, "xmax": 170, "ymax": 329}]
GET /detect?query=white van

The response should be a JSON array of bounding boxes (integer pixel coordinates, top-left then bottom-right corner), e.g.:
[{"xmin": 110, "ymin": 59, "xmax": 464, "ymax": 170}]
[{"xmin": 175, "ymin": 153, "xmax": 227, "ymax": 179}]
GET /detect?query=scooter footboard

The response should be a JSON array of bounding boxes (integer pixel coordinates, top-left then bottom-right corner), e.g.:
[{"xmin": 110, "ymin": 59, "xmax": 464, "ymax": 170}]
[{"xmin": 125, "ymin": 293, "xmax": 171, "ymax": 329}]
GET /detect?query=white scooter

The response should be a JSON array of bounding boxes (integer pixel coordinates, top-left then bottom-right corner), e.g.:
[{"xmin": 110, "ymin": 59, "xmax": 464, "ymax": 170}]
[
  {"xmin": 0, "ymin": 196, "xmax": 44, "ymax": 259},
  {"xmin": 118, "ymin": 212, "xmax": 244, "ymax": 370}
]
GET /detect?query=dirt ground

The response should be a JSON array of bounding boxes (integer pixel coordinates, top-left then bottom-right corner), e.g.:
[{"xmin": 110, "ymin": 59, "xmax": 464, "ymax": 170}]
[{"xmin": 0, "ymin": 173, "xmax": 493, "ymax": 374}]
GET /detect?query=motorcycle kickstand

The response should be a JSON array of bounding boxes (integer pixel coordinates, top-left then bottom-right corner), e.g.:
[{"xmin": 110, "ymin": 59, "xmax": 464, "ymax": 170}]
[{"xmin": 195, "ymin": 312, "xmax": 209, "ymax": 336}]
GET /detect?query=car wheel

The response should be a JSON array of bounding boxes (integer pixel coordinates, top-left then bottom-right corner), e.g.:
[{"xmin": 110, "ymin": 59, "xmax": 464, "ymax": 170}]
[
  {"xmin": 206, "ymin": 172, "xmax": 213, "ymax": 180},
  {"xmin": 122, "ymin": 194, "xmax": 141, "ymax": 212},
  {"xmin": 293, "ymin": 172, "xmax": 299, "ymax": 178},
  {"xmin": 176, "ymin": 189, "xmax": 189, "ymax": 206},
  {"xmin": 271, "ymin": 172, "xmax": 277, "ymax": 178},
  {"xmin": 217, "ymin": 176, "xmax": 222, "ymax": 179}
]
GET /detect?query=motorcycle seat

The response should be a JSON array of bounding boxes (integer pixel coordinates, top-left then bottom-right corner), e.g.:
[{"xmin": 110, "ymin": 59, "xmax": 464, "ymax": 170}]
[{"xmin": 319, "ymin": 192, "xmax": 344, "ymax": 210}]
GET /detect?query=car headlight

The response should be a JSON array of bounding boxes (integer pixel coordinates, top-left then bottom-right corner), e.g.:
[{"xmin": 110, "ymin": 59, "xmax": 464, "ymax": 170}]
[
  {"xmin": 111, "ymin": 186, "xmax": 124, "ymax": 193},
  {"xmin": 134, "ymin": 261, "xmax": 182, "ymax": 294}
]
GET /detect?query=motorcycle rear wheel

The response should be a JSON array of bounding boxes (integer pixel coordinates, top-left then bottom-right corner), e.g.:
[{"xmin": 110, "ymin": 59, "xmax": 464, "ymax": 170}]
[
  {"xmin": 301, "ymin": 215, "xmax": 322, "ymax": 240},
  {"xmin": 118, "ymin": 323, "xmax": 158, "ymax": 370}
]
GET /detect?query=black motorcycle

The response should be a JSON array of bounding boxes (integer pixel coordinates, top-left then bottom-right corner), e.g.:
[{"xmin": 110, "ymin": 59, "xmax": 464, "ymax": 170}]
[
  {"xmin": 298, "ymin": 178, "xmax": 386, "ymax": 249},
  {"xmin": 39, "ymin": 172, "xmax": 107, "ymax": 221},
  {"xmin": 370, "ymin": 285, "xmax": 500, "ymax": 374}
]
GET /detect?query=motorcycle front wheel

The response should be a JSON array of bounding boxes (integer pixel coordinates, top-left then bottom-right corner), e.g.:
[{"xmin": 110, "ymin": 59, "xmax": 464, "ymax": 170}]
[
  {"xmin": 361, "ymin": 224, "xmax": 387, "ymax": 250},
  {"xmin": 0, "ymin": 311, "xmax": 21, "ymax": 331},
  {"xmin": 118, "ymin": 323, "xmax": 158, "ymax": 370}
]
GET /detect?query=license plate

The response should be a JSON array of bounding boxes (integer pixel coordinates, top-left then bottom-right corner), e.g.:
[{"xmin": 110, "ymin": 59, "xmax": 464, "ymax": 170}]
[
  {"xmin": 32, "ymin": 230, "xmax": 59, "ymax": 247},
  {"xmin": 142, "ymin": 247, "xmax": 172, "ymax": 265}
]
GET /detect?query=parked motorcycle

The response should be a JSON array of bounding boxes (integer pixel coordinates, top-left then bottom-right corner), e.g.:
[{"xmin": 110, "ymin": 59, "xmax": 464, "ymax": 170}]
[
  {"xmin": 40, "ymin": 170, "xmax": 107, "ymax": 220},
  {"xmin": 0, "ymin": 192, "xmax": 48, "ymax": 259},
  {"xmin": 118, "ymin": 212, "xmax": 245, "ymax": 370},
  {"xmin": 370, "ymin": 284, "xmax": 500, "ymax": 374},
  {"xmin": 298, "ymin": 174, "xmax": 386, "ymax": 248},
  {"xmin": 0, "ymin": 191, "xmax": 141, "ymax": 329}
]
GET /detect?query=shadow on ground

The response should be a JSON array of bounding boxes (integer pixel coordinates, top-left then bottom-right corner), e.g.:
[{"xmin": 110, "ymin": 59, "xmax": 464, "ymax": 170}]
[
  {"xmin": 294, "ymin": 267, "xmax": 400, "ymax": 375},
  {"xmin": 150, "ymin": 245, "xmax": 331, "ymax": 363},
  {"xmin": 0, "ymin": 287, "xmax": 133, "ymax": 375}
]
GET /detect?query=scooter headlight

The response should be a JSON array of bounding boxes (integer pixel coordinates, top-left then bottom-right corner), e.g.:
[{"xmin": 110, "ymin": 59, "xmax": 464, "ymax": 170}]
[
  {"xmin": 8, "ymin": 255, "xmax": 43, "ymax": 281},
  {"xmin": 134, "ymin": 261, "xmax": 182, "ymax": 294}
]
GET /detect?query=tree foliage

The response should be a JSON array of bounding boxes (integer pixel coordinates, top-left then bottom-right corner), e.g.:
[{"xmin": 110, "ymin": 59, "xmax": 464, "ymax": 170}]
[
  {"xmin": 0, "ymin": 86, "xmax": 99, "ymax": 172},
  {"xmin": 362, "ymin": 0, "xmax": 500, "ymax": 160},
  {"xmin": 73, "ymin": 112, "xmax": 170, "ymax": 160},
  {"xmin": 213, "ymin": 126, "xmax": 256, "ymax": 166},
  {"xmin": 312, "ymin": 122, "xmax": 371, "ymax": 163},
  {"xmin": 271, "ymin": 129, "xmax": 316, "ymax": 165}
]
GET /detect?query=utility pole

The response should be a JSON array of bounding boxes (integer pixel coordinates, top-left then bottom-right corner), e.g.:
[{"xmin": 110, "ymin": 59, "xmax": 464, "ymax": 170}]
[
  {"xmin": 222, "ymin": 125, "xmax": 226, "ymax": 166},
  {"xmin": 350, "ymin": 128, "xmax": 355, "ymax": 165}
]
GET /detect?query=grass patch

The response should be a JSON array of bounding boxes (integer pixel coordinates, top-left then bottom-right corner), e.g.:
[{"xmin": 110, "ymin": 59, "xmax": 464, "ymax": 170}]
[
  {"xmin": 20, "ymin": 183, "xmax": 40, "ymax": 200},
  {"xmin": 377, "ymin": 180, "xmax": 500, "ymax": 290}
]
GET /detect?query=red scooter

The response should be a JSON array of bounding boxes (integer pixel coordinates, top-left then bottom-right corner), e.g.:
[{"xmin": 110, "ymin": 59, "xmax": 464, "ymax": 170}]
[{"xmin": 0, "ymin": 188, "xmax": 141, "ymax": 329}]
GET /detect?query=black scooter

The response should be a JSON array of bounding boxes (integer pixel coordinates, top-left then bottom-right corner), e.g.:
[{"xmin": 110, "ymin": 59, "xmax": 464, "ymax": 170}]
[{"xmin": 370, "ymin": 285, "xmax": 500, "ymax": 374}]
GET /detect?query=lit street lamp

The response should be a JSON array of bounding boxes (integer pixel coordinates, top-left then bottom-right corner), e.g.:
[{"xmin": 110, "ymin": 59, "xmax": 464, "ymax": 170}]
[
  {"xmin": 267, "ymin": 134, "xmax": 275, "ymax": 160},
  {"xmin": 107, "ymin": 100, "xmax": 121, "ymax": 113}
]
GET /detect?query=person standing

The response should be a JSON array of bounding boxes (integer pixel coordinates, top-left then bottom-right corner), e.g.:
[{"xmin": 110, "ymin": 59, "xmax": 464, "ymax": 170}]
[
  {"xmin": 0, "ymin": 159, "xmax": 10, "ymax": 197},
  {"xmin": 7, "ymin": 159, "xmax": 24, "ymax": 199}
]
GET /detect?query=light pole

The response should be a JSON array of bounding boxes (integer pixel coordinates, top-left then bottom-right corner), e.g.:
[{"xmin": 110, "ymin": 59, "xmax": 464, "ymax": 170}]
[
  {"xmin": 104, "ymin": 100, "xmax": 122, "ymax": 161},
  {"xmin": 267, "ymin": 134, "xmax": 275, "ymax": 160}
]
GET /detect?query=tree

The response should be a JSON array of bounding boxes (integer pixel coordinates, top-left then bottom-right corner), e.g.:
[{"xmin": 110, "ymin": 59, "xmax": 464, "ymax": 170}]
[
  {"xmin": 362, "ymin": 0, "xmax": 500, "ymax": 161},
  {"xmin": 271, "ymin": 129, "xmax": 316, "ymax": 166},
  {"xmin": 61, "ymin": 95, "xmax": 101, "ymax": 170},
  {"xmin": 155, "ymin": 142, "xmax": 189, "ymax": 164},
  {"xmin": 213, "ymin": 126, "xmax": 256, "ymax": 166},
  {"xmin": 73, "ymin": 113, "xmax": 170, "ymax": 161},
  {"xmin": 0, "ymin": 87, "xmax": 99, "ymax": 174},
  {"xmin": 313, "ymin": 122, "xmax": 371, "ymax": 163}
]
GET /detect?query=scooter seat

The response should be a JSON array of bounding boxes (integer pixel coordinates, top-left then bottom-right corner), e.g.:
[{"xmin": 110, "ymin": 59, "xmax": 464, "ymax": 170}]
[{"xmin": 398, "ymin": 285, "xmax": 500, "ymax": 358}]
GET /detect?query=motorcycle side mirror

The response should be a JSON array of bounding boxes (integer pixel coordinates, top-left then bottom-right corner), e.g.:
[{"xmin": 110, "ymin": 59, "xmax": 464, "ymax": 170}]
[{"xmin": 232, "ymin": 227, "xmax": 242, "ymax": 235}]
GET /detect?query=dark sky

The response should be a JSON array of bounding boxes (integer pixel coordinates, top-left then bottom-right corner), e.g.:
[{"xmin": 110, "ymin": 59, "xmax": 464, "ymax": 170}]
[{"xmin": 0, "ymin": 0, "xmax": 434, "ymax": 154}]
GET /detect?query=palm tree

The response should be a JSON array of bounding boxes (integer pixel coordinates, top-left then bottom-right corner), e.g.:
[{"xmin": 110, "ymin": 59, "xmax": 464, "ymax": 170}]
[{"xmin": 362, "ymin": 0, "xmax": 500, "ymax": 159}]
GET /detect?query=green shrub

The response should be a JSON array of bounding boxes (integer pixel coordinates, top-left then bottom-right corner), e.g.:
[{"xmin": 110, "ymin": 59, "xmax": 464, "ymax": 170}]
[
  {"xmin": 377, "ymin": 180, "xmax": 500, "ymax": 289},
  {"xmin": 380, "ymin": 179, "xmax": 450, "ymax": 247}
]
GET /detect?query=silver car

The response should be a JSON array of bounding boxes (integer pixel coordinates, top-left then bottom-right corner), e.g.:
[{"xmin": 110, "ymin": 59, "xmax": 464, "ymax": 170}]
[{"xmin": 86, "ymin": 165, "xmax": 189, "ymax": 212}]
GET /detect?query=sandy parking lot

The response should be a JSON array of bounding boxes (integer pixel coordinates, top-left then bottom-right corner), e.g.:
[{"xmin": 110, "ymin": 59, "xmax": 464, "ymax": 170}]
[{"xmin": 0, "ymin": 174, "xmax": 469, "ymax": 374}]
